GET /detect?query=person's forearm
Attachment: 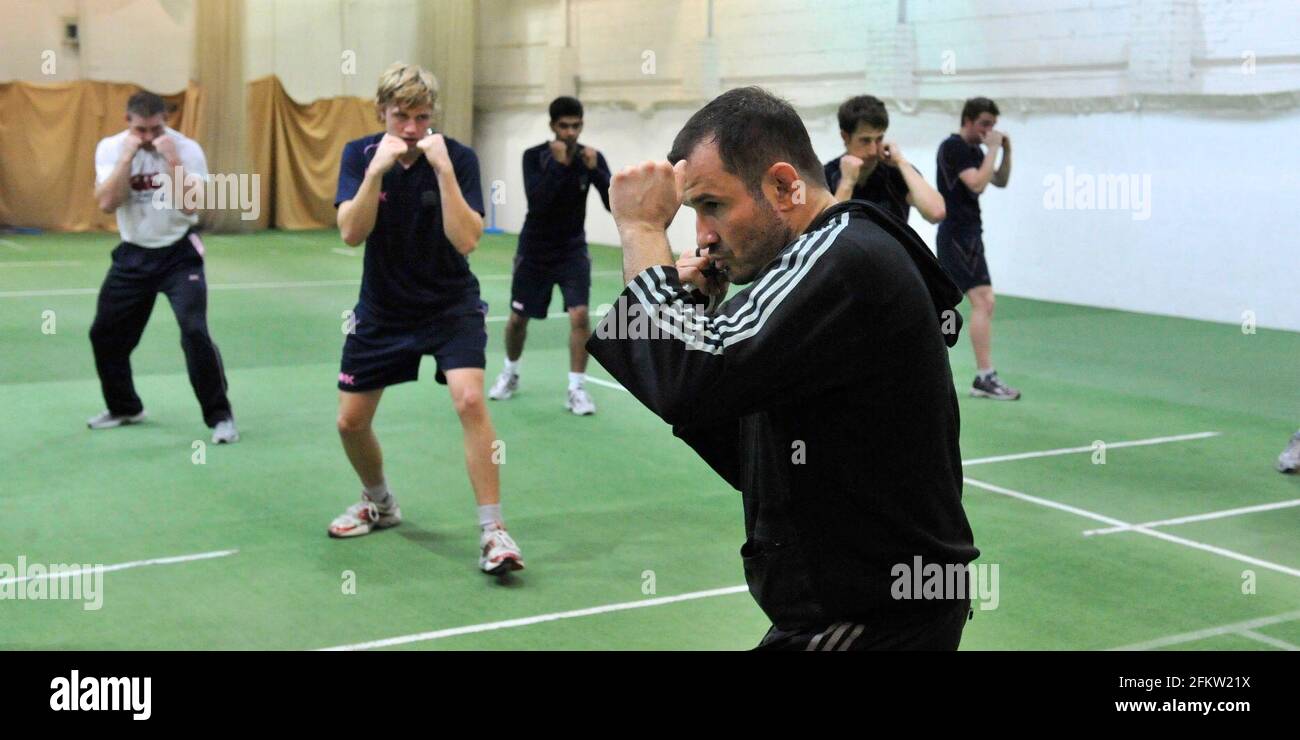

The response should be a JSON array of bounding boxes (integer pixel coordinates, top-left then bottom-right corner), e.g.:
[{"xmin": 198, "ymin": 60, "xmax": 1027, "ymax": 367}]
[
  {"xmin": 338, "ymin": 170, "xmax": 383, "ymax": 246},
  {"xmin": 833, "ymin": 179, "xmax": 856, "ymax": 203},
  {"xmin": 438, "ymin": 168, "xmax": 484, "ymax": 255},
  {"xmin": 993, "ymin": 147, "xmax": 1012, "ymax": 187},
  {"xmin": 95, "ymin": 154, "xmax": 134, "ymax": 213},
  {"xmin": 618, "ymin": 224, "xmax": 673, "ymax": 284},
  {"xmin": 898, "ymin": 163, "xmax": 946, "ymax": 223}
]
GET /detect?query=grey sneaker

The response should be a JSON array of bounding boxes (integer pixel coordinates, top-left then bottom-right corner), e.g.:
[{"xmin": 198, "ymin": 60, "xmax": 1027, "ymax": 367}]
[
  {"xmin": 488, "ymin": 370, "xmax": 519, "ymax": 400},
  {"xmin": 479, "ymin": 525, "xmax": 525, "ymax": 574},
  {"xmin": 1278, "ymin": 430, "xmax": 1300, "ymax": 474},
  {"xmin": 212, "ymin": 418, "xmax": 240, "ymax": 444},
  {"xmin": 566, "ymin": 387, "xmax": 596, "ymax": 416},
  {"xmin": 87, "ymin": 409, "xmax": 148, "ymax": 429},
  {"xmin": 971, "ymin": 372, "xmax": 1021, "ymax": 401}
]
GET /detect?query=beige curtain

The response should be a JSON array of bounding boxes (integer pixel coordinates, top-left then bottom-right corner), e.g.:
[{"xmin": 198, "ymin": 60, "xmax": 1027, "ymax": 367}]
[
  {"xmin": 0, "ymin": 80, "xmax": 201, "ymax": 232},
  {"xmin": 419, "ymin": 0, "xmax": 476, "ymax": 143},
  {"xmin": 247, "ymin": 76, "xmax": 376, "ymax": 230},
  {"xmin": 194, "ymin": 0, "xmax": 250, "ymax": 232}
]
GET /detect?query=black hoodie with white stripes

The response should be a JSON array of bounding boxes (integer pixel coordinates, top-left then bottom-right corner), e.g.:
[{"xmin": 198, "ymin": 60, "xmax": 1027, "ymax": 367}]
[{"xmin": 588, "ymin": 200, "xmax": 979, "ymax": 631}]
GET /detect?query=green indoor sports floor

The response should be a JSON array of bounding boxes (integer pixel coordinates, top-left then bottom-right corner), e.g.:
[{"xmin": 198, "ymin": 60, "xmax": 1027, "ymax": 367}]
[{"xmin": 1, "ymin": 229, "xmax": 1297, "ymax": 651}]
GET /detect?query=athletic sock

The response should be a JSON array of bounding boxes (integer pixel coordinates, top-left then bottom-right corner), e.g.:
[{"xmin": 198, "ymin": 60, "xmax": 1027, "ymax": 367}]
[
  {"xmin": 364, "ymin": 479, "xmax": 393, "ymax": 509},
  {"xmin": 976, "ymin": 368, "xmax": 996, "ymax": 381},
  {"xmin": 478, "ymin": 503, "xmax": 502, "ymax": 530},
  {"xmin": 568, "ymin": 372, "xmax": 585, "ymax": 391},
  {"xmin": 503, "ymin": 359, "xmax": 520, "ymax": 375}
]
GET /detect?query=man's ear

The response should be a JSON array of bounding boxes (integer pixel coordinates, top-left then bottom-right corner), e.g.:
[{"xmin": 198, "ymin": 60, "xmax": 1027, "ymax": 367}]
[
  {"xmin": 375, "ymin": 104, "xmax": 386, "ymax": 125},
  {"xmin": 766, "ymin": 162, "xmax": 804, "ymax": 210},
  {"xmin": 839, "ymin": 130, "xmax": 851, "ymax": 148}
]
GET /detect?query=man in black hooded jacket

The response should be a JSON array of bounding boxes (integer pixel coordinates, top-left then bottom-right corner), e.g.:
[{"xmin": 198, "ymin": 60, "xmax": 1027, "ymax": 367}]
[{"xmin": 588, "ymin": 87, "xmax": 979, "ymax": 650}]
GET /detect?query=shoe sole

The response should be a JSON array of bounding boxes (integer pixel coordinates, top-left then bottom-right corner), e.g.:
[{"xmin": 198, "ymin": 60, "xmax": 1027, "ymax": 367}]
[
  {"xmin": 88, "ymin": 413, "xmax": 148, "ymax": 430},
  {"xmin": 481, "ymin": 555, "xmax": 525, "ymax": 575},
  {"xmin": 327, "ymin": 519, "xmax": 401, "ymax": 539},
  {"xmin": 567, "ymin": 405, "xmax": 595, "ymax": 416},
  {"xmin": 970, "ymin": 389, "xmax": 1021, "ymax": 401}
]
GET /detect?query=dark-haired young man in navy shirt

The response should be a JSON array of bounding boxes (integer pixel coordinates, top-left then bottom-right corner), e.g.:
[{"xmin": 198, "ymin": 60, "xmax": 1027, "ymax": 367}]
[
  {"xmin": 488, "ymin": 96, "xmax": 610, "ymax": 416},
  {"xmin": 935, "ymin": 96, "xmax": 1019, "ymax": 401},
  {"xmin": 824, "ymin": 95, "xmax": 945, "ymax": 227},
  {"xmin": 326, "ymin": 63, "xmax": 524, "ymax": 575}
]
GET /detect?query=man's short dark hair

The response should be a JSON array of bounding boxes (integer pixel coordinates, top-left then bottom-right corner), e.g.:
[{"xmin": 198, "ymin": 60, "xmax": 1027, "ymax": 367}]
[
  {"xmin": 668, "ymin": 86, "xmax": 826, "ymax": 195},
  {"xmin": 961, "ymin": 97, "xmax": 1000, "ymax": 125},
  {"xmin": 549, "ymin": 96, "xmax": 583, "ymax": 122},
  {"xmin": 838, "ymin": 95, "xmax": 889, "ymax": 134},
  {"xmin": 126, "ymin": 91, "xmax": 166, "ymax": 118}
]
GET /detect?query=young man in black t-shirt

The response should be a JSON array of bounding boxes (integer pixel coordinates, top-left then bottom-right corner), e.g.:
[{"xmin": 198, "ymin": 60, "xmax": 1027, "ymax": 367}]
[
  {"xmin": 488, "ymin": 96, "xmax": 611, "ymax": 416},
  {"xmin": 824, "ymin": 95, "xmax": 945, "ymax": 226},
  {"xmin": 936, "ymin": 96, "xmax": 1020, "ymax": 400},
  {"xmin": 326, "ymin": 63, "xmax": 524, "ymax": 575}
]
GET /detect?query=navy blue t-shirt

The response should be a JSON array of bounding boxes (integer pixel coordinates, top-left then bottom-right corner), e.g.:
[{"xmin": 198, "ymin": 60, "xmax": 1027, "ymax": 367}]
[
  {"xmin": 518, "ymin": 141, "xmax": 611, "ymax": 263},
  {"xmin": 335, "ymin": 133, "xmax": 486, "ymax": 325},
  {"xmin": 823, "ymin": 156, "xmax": 917, "ymax": 224},
  {"xmin": 935, "ymin": 134, "xmax": 984, "ymax": 234}
]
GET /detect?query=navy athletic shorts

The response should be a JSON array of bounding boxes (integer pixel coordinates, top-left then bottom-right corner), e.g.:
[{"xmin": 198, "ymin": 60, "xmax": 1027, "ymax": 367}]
[
  {"xmin": 509, "ymin": 253, "xmax": 591, "ymax": 319},
  {"xmin": 935, "ymin": 228, "xmax": 992, "ymax": 294},
  {"xmin": 337, "ymin": 301, "xmax": 488, "ymax": 392}
]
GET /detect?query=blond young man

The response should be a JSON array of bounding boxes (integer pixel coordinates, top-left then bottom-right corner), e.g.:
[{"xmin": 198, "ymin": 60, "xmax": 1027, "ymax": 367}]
[{"xmin": 327, "ymin": 63, "xmax": 523, "ymax": 574}]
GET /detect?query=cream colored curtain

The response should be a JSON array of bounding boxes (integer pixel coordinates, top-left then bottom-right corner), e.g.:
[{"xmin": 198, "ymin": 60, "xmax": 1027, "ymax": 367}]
[
  {"xmin": 419, "ymin": 0, "xmax": 476, "ymax": 143},
  {"xmin": 194, "ymin": 0, "xmax": 250, "ymax": 232}
]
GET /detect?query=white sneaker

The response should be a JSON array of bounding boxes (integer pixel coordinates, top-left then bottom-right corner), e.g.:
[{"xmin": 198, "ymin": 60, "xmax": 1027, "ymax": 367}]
[
  {"xmin": 87, "ymin": 409, "xmax": 147, "ymax": 429},
  {"xmin": 212, "ymin": 419, "xmax": 240, "ymax": 444},
  {"xmin": 567, "ymin": 387, "xmax": 596, "ymax": 416},
  {"xmin": 488, "ymin": 370, "xmax": 519, "ymax": 401},
  {"xmin": 479, "ymin": 525, "xmax": 525, "ymax": 574},
  {"xmin": 328, "ymin": 493, "xmax": 402, "ymax": 538}
]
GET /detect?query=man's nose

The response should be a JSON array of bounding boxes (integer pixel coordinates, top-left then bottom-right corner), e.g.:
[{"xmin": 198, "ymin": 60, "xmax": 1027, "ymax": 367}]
[{"xmin": 696, "ymin": 221, "xmax": 718, "ymax": 250}]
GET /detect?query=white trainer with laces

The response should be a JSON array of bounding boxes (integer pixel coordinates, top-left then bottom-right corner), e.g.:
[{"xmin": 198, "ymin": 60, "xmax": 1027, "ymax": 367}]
[
  {"xmin": 1278, "ymin": 430, "xmax": 1300, "ymax": 474},
  {"xmin": 328, "ymin": 493, "xmax": 402, "ymax": 538},
  {"xmin": 488, "ymin": 370, "xmax": 519, "ymax": 401},
  {"xmin": 479, "ymin": 525, "xmax": 525, "ymax": 574},
  {"xmin": 211, "ymin": 418, "xmax": 240, "ymax": 444},
  {"xmin": 567, "ymin": 387, "xmax": 596, "ymax": 416},
  {"xmin": 87, "ymin": 409, "xmax": 148, "ymax": 429}
]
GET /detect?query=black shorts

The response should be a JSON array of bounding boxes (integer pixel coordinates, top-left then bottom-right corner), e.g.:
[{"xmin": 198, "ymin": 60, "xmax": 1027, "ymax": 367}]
[
  {"xmin": 509, "ymin": 253, "xmax": 591, "ymax": 319},
  {"xmin": 337, "ymin": 302, "xmax": 488, "ymax": 392},
  {"xmin": 936, "ymin": 228, "xmax": 992, "ymax": 294}
]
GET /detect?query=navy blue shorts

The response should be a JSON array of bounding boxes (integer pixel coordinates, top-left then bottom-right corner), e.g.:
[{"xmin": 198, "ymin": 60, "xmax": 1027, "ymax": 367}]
[
  {"xmin": 509, "ymin": 253, "xmax": 591, "ymax": 319},
  {"xmin": 337, "ymin": 302, "xmax": 488, "ymax": 392},
  {"xmin": 936, "ymin": 228, "xmax": 992, "ymax": 294}
]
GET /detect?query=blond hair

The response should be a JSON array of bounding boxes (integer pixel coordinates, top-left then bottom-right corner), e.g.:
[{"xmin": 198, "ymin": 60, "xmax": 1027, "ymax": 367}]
[{"xmin": 375, "ymin": 62, "xmax": 440, "ymax": 120}]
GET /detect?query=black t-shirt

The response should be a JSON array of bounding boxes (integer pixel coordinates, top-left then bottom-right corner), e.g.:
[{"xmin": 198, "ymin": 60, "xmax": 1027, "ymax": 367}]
[
  {"xmin": 518, "ymin": 141, "xmax": 611, "ymax": 263},
  {"xmin": 823, "ymin": 156, "xmax": 915, "ymax": 224},
  {"xmin": 935, "ymin": 134, "xmax": 984, "ymax": 233},
  {"xmin": 335, "ymin": 133, "xmax": 486, "ymax": 325}
]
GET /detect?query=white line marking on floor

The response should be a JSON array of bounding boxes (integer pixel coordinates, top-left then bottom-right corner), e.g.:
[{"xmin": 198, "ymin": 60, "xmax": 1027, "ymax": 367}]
[
  {"xmin": 330, "ymin": 247, "xmax": 359, "ymax": 257},
  {"xmin": 0, "ymin": 548, "xmax": 239, "ymax": 585},
  {"xmin": 320, "ymin": 584, "xmax": 750, "ymax": 651},
  {"xmin": 584, "ymin": 375, "xmax": 630, "ymax": 393},
  {"xmin": 0, "ymin": 260, "xmax": 82, "ymax": 268},
  {"xmin": 0, "ymin": 238, "xmax": 30, "ymax": 252},
  {"xmin": 963, "ymin": 431, "xmax": 1220, "ymax": 467},
  {"xmin": 1107, "ymin": 610, "xmax": 1300, "ymax": 651},
  {"xmin": 1084, "ymin": 498, "xmax": 1300, "ymax": 536},
  {"xmin": 1238, "ymin": 629, "xmax": 1300, "ymax": 651},
  {"xmin": 1, "ymin": 271, "xmax": 626, "ymax": 298},
  {"xmin": 964, "ymin": 477, "xmax": 1300, "ymax": 579}
]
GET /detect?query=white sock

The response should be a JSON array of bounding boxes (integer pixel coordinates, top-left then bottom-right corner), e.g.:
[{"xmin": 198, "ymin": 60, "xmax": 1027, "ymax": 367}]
[
  {"xmin": 478, "ymin": 503, "xmax": 502, "ymax": 530},
  {"xmin": 977, "ymin": 367, "xmax": 996, "ymax": 380},
  {"xmin": 568, "ymin": 372, "xmax": 585, "ymax": 391},
  {"xmin": 363, "ymin": 479, "xmax": 392, "ymax": 508},
  {"xmin": 503, "ymin": 358, "xmax": 519, "ymax": 375}
]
